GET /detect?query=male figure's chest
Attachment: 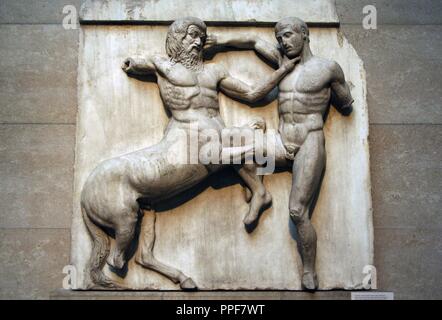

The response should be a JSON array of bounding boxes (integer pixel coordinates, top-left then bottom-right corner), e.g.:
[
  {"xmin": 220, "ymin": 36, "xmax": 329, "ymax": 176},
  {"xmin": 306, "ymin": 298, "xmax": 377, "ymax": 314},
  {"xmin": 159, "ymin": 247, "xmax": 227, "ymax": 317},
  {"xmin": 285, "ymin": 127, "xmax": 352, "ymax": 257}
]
[{"xmin": 279, "ymin": 63, "xmax": 331, "ymax": 94}]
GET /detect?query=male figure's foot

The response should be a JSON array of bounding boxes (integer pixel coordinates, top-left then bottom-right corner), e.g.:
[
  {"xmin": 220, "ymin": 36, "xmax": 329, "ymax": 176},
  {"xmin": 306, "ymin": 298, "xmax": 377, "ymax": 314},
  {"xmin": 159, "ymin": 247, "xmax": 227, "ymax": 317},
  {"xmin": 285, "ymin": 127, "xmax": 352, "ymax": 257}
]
[{"xmin": 302, "ymin": 271, "xmax": 318, "ymax": 291}]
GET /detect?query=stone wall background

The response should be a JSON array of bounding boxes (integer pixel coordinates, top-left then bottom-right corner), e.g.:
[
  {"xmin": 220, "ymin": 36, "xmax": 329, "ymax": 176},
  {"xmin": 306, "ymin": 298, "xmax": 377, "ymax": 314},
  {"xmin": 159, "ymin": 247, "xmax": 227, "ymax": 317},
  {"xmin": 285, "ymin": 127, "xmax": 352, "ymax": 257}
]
[{"xmin": 0, "ymin": 0, "xmax": 440, "ymax": 299}]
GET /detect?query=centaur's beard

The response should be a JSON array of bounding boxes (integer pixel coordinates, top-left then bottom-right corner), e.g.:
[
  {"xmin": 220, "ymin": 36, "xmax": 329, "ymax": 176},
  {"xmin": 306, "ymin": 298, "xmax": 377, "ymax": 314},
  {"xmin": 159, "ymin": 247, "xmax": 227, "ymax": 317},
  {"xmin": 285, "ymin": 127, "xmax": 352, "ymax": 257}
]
[{"xmin": 173, "ymin": 45, "xmax": 204, "ymax": 71}]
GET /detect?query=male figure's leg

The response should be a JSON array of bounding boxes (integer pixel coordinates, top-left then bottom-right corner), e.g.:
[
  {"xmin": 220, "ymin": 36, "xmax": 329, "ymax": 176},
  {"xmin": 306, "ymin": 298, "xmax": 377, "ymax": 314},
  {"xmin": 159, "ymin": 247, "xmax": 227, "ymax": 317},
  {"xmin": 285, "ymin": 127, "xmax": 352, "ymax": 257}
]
[{"xmin": 289, "ymin": 130, "xmax": 325, "ymax": 290}]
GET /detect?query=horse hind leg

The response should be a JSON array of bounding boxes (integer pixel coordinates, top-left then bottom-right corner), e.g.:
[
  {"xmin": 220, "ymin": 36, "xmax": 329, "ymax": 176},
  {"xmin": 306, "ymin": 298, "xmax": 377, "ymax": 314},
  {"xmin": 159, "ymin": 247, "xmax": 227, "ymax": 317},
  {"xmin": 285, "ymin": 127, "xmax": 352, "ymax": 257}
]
[
  {"xmin": 81, "ymin": 206, "xmax": 120, "ymax": 289},
  {"xmin": 106, "ymin": 209, "xmax": 139, "ymax": 271},
  {"xmin": 135, "ymin": 211, "xmax": 197, "ymax": 290}
]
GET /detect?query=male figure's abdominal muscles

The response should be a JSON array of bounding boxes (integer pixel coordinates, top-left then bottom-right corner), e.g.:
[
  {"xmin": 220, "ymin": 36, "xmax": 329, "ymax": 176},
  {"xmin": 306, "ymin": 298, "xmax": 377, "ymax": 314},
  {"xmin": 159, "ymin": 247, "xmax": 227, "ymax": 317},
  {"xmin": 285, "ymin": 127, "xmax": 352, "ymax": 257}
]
[
  {"xmin": 279, "ymin": 113, "xmax": 324, "ymax": 147},
  {"xmin": 279, "ymin": 90, "xmax": 330, "ymax": 114}
]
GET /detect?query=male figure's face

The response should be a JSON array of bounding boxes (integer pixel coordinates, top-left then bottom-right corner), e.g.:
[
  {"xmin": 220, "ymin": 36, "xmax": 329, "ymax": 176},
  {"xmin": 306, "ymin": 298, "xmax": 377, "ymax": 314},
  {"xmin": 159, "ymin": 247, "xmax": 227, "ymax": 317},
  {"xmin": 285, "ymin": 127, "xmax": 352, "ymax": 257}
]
[
  {"xmin": 276, "ymin": 26, "xmax": 304, "ymax": 59},
  {"xmin": 182, "ymin": 25, "xmax": 206, "ymax": 56}
]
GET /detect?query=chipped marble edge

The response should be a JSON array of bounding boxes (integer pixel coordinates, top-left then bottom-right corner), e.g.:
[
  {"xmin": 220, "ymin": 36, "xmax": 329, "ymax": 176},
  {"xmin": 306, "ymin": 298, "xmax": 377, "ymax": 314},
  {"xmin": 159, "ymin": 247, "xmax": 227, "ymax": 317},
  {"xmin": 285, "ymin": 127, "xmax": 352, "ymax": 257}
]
[{"xmin": 79, "ymin": 0, "xmax": 340, "ymax": 26}]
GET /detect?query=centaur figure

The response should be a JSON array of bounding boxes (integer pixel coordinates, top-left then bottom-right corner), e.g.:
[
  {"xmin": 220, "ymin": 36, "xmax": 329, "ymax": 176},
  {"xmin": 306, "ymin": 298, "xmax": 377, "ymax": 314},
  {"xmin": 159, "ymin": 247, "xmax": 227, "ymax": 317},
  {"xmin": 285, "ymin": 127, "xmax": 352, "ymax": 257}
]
[{"xmin": 80, "ymin": 17, "xmax": 297, "ymax": 290}]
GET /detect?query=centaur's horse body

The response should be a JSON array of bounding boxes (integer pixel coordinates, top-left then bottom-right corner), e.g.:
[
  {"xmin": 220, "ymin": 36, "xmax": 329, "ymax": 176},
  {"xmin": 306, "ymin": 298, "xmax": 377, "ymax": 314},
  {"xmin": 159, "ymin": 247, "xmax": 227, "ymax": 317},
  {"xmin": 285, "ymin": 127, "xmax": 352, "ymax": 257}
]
[{"xmin": 81, "ymin": 119, "xmax": 243, "ymax": 289}]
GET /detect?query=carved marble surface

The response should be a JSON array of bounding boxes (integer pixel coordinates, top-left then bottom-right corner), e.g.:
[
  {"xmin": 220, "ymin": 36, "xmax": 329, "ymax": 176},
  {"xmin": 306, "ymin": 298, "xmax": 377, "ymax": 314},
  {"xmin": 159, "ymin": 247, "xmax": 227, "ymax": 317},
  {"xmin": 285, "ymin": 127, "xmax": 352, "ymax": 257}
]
[
  {"xmin": 79, "ymin": 0, "xmax": 339, "ymax": 26},
  {"xmin": 72, "ymin": 23, "xmax": 373, "ymax": 290}
]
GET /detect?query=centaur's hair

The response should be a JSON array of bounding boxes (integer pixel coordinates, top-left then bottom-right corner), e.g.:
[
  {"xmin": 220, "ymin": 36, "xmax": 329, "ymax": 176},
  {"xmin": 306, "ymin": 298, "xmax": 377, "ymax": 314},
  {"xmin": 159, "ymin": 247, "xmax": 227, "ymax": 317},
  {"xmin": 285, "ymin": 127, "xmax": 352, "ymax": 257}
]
[{"xmin": 165, "ymin": 17, "xmax": 207, "ymax": 60}]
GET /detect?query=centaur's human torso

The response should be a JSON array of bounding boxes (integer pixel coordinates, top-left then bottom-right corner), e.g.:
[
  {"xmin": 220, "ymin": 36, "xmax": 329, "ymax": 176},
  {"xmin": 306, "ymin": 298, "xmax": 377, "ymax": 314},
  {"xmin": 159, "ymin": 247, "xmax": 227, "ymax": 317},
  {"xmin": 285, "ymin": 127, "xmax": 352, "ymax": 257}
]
[
  {"xmin": 155, "ymin": 57, "xmax": 225, "ymax": 133},
  {"xmin": 124, "ymin": 58, "xmax": 229, "ymax": 199}
]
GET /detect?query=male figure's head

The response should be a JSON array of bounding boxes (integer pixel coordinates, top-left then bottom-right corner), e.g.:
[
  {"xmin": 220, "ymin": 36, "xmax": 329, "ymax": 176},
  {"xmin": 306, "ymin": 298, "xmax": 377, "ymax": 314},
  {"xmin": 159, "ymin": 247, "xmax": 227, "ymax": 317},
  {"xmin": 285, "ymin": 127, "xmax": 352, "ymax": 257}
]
[
  {"xmin": 166, "ymin": 17, "xmax": 207, "ymax": 69},
  {"xmin": 275, "ymin": 17, "xmax": 310, "ymax": 59}
]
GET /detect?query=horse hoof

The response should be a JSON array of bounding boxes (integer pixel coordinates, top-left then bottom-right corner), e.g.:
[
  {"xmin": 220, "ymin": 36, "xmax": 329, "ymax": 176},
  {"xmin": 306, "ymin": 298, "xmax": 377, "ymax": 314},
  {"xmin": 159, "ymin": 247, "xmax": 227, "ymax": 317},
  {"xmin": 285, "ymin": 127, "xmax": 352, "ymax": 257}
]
[{"xmin": 180, "ymin": 277, "xmax": 198, "ymax": 291}]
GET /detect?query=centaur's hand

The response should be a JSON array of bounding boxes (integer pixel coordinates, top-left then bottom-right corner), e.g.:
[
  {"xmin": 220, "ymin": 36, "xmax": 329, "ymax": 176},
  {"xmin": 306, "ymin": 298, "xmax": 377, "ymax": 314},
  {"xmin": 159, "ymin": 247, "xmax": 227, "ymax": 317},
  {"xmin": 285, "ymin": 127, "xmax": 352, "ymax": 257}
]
[
  {"xmin": 204, "ymin": 34, "xmax": 218, "ymax": 50},
  {"xmin": 121, "ymin": 57, "xmax": 135, "ymax": 73},
  {"xmin": 281, "ymin": 56, "xmax": 301, "ymax": 74},
  {"xmin": 248, "ymin": 117, "xmax": 266, "ymax": 132}
]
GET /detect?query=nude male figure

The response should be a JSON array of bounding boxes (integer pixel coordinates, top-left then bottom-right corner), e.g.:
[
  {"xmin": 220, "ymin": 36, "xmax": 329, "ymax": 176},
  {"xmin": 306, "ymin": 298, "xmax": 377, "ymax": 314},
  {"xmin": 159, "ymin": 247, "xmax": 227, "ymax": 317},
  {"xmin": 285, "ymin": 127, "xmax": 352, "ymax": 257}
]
[
  {"xmin": 81, "ymin": 17, "xmax": 297, "ymax": 289},
  {"xmin": 207, "ymin": 17, "xmax": 354, "ymax": 290}
]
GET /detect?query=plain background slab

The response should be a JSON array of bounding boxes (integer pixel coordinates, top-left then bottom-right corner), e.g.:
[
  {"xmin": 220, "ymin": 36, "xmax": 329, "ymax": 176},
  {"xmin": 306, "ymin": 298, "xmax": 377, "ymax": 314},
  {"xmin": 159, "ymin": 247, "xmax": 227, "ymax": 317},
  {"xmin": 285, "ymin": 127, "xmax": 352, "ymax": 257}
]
[{"xmin": 79, "ymin": 0, "xmax": 339, "ymax": 25}]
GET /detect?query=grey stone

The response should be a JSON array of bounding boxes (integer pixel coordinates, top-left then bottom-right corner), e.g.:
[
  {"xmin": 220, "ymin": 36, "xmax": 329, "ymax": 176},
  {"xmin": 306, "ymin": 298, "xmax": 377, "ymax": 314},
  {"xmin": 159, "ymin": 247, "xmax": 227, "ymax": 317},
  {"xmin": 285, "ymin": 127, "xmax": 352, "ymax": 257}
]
[
  {"xmin": 0, "ymin": 24, "xmax": 78, "ymax": 124},
  {"xmin": 0, "ymin": 124, "xmax": 75, "ymax": 229},
  {"xmin": 0, "ymin": 0, "xmax": 82, "ymax": 24},
  {"xmin": 0, "ymin": 229, "xmax": 70, "ymax": 299},
  {"xmin": 50, "ymin": 289, "xmax": 350, "ymax": 300},
  {"xmin": 79, "ymin": 0, "xmax": 339, "ymax": 25},
  {"xmin": 374, "ymin": 227, "xmax": 442, "ymax": 299},
  {"xmin": 369, "ymin": 125, "xmax": 442, "ymax": 229},
  {"xmin": 340, "ymin": 25, "xmax": 442, "ymax": 124},
  {"xmin": 336, "ymin": 0, "xmax": 442, "ymax": 25}
]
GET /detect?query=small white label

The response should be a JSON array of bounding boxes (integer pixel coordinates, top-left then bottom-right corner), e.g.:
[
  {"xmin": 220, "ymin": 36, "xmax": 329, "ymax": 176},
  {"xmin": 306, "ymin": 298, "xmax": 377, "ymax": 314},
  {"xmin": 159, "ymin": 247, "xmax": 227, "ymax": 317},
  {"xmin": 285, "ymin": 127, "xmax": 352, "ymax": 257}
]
[{"xmin": 351, "ymin": 292, "xmax": 394, "ymax": 300}]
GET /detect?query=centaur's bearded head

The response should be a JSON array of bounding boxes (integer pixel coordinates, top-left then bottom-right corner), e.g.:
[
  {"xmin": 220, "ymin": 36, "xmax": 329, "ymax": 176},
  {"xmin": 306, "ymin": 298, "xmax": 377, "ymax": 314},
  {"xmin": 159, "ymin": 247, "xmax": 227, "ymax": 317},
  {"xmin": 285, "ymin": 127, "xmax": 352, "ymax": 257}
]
[{"xmin": 165, "ymin": 17, "xmax": 207, "ymax": 70}]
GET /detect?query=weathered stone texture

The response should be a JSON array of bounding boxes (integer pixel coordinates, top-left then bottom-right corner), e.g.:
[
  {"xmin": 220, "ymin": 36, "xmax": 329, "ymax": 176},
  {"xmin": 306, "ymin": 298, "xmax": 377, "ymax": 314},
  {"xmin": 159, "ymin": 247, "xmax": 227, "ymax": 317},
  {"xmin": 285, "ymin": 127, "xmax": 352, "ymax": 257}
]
[
  {"xmin": 0, "ymin": 125, "xmax": 75, "ymax": 229},
  {"xmin": 370, "ymin": 125, "xmax": 442, "ymax": 299},
  {"xmin": 370, "ymin": 125, "xmax": 442, "ymax": 229},
  {"xmin": 0, "ymin": 0, "xmax": 82, "ymax": 24},
  {"xmin": 375, "ymin": 227, "xmax": 442, "ymax": 299},
  {"xmin": 79, "ymin": 0, "xmax": 339, "ymax": 25},
  {"xmin": 336, "ymin": 0, "xmax": 442, "ymax": 25},
  {"xmin": 340, "ymin": 25, "xmax": 442, "ymax": 124},
  {"xmin": 0, "ymin": 229, "xmax": 70, "ymax": 300},
  {"xmin": 51, "ymin": 289, "xmax": 350, "ymax": 300},
  {"xmin": 0, "ymin": 25, "xmax": 78, "ymax": 124}
]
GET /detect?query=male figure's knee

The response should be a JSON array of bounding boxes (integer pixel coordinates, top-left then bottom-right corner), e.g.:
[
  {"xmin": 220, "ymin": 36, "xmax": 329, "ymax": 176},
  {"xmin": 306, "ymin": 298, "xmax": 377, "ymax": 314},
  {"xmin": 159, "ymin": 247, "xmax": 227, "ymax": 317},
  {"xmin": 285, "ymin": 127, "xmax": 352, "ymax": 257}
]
[{"xmin": 289, "ymin": 206, "xmax": 305, "ymax": 224}]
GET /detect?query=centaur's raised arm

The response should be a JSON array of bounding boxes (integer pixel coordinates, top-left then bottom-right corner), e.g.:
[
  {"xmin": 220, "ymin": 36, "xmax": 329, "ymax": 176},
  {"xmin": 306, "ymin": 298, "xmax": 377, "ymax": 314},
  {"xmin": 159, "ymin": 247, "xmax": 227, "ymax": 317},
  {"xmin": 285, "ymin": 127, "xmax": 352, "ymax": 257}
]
[
  {"xmin": 121, "ymin": 55, "xmax": 157, "ymax": 76},
  {"xmin": 206, "ymin": 33, "xmax": 282, "ymax": 68},
  {"xmin": 218, "ymin": 57, "xmax": 298, "ymax": 103}
]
